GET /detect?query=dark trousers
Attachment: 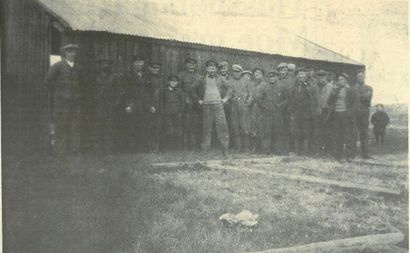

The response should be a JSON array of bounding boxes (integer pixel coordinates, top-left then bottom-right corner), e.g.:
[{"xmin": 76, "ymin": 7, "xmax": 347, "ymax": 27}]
[
  {"xmin": 148, "ymin": 112, "xmax": 161, "ymax": 152},
  {"xmin": 356, "ymin": 110, "xmax": 370, "ymax": 156},
  {"xmin": 373, "ymin": 129, "xmax": 386, "ymax": 144},
  {"xmin": 230, "ymin": 101, "xmax": 251, "ymax": 151},
  {"xmin": 317, "ymin": 110, "xmax": 333, "ymax": 155},
  {"xmin": 258, "ymin": 111, "xmax": 274, "ymax": 154},
  {"xmin": 272, "ymin": 108, "xmax": 288, "ymax": 155},
  {"xmin": 182, "ymin": 106, "xmax": 201, "ymax": 149},
  {"xmin": 332, "ymin": 111, "xmax": 356, "ymax": 160},
  {"xmin": 165, "ymin": 113, "xmax": 183, "ymax": 150},
  {"xmin": 123, "ymin": 112, "xmax": 149, "ymax": 152},
  {"xmin": 290, "ymin": 112, "xmax": 314, "ymax": 156}
]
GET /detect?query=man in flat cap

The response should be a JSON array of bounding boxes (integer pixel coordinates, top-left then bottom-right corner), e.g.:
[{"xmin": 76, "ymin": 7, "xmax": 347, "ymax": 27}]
[
  {"xmin": 122, "ymin": 55, "xmax": 149, "ymax": 153},
  {"xmin": 305, "ymin": 65, "xmax": 317, "ymax": 84},
  {"xmin": 371, "ymin": 104, "xmax": 390, "ymax": 145},
  {"xmin": 178, "ymin": 57, "xmax": 202, "ymax": 149},
  {"xmin": 352, "ymin": 69, "xmax": 373, "ymax": 159},
  {"xmin": 253, "ymin": 71, "xmax": 285, "ymax": 154},
  {"xmin": 249, "ymin": 68, "xmax": 267, "ymax": 152},
  {"xmin": 189, "ymin": 60, "xmax": 231, "ymax": 158},
  {"xmin": 287, "ymin": 68, "xmax": 321, "ymax": 156},
  {"xmin": 228, "ymin": 64, "xmax": 254, "ymax": 152},
  {"xmin": 90, "ymin": 54, "xmax": 123, "ymax": 155},
  {"xmin": 326, "ymin": 73, "xmax": 358, "ymax": 162},
  {"xmin": 287, "ymin": 63, "xmax": 296, "ymax": 78},
  {"xmin": 315, "ymin": 70, "xmax": 334, "ymax": 157},
  {"xmin": 161, "ymin": 75, "xmax": 185, "ymax": 150},
  {"xmin": 218, "ymin": 61, "xmax": 232, "ymax": 146},
  {"xmin": 44, "ymin": 43, "xmax": 84, "ymax": 155},
  {"xmin": 277, "ymin": 62, "xmax": 295, "ymax": 153},
  {"xmin": 268, "ymin": 71, "xmax": 289, "ymax": 155},
  {"xmin": 146, "ymin": 62, "xmax": 163, "ymax": 153}
]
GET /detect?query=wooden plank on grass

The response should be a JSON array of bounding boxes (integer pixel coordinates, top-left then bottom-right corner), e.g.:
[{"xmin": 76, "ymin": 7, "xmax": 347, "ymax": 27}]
[
  {"xmin": 208, "ymin": 164, "xmax": 402, "ymax": 195},
  {"xmin": 243, "ymin": 233, "xmax": 405, "ymax": 253},
  {"xmin": 150, "ymin": 156, "xmax": 304, "ymax": 167}
]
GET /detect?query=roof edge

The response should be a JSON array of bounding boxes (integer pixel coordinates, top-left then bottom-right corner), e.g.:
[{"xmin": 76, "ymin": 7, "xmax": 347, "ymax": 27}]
[{"xmin": 35, "ymin": 0, "xmax": 72, "ymax": 31}]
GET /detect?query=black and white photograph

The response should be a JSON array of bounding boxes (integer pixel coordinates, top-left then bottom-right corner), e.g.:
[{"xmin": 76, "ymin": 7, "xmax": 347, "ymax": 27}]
[{"xmin": 2, "ymin": 0, "xmax": 409, "ymax": 252}]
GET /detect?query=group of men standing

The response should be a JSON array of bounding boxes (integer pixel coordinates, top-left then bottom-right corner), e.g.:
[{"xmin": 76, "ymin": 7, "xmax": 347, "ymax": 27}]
[{"xmin": 45, "ymin": 43, "xmax": 373, "ymax": 162}]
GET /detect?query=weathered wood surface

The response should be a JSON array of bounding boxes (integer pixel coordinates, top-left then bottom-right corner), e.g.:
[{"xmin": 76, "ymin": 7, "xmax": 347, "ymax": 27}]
[
  {"xmin": 242, "ymin": 233, "xmax": 405, "ymax": 253},
  {"xmin": 207, "ymin": 164, "xmax": 402, "ymax": 195}
]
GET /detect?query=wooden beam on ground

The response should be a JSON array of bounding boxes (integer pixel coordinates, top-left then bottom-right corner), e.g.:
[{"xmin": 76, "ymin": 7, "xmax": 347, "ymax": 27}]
[
  {"xmin": 352, "ymin": 160, "xmax": 408, "ymax": 168},
  {"xmin": 242, "ymin": 232, "xmax": 405, "ymax": 253},
  {"xmin": 207, "ymin": 164, "xmax": 402, "ymax": 195},
  {"xmin": 150, "ymin": 156, "xmax": 304, "ymax": 168}
]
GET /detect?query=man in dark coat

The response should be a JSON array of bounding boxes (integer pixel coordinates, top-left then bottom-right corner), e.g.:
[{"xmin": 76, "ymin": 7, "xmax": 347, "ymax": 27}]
[
  {"xmin": 371, "ymin": 104, "xmax": 390, "ymax": 144},
  {"xmin": 178, "ymin": 58, "xmax": 202, "ymax": 149},
  {"xmin": 146, "ymin": 62, "xmax": 163, "ymax": 153},
  {"xmin": 228, "ymin": 64, "xmax": 253, "ymax": 152},
  {"xmin": 90, "ymin": 54, "xmax": 123, "ymax": 155},
  {"xmin": 327, "ymin": 73, "xmax": 358, "ymax": 162},
  {"xmin": 122, "ymin": 55, "xmax": 149, "ymax": 152},
  {"xmin": 352, "ymin": 69, "xmax": 373, "ymax": 159},
  {"xmin": 161, "ymin": 75, "xmax": 185, "ymax": 149},
  {"xmin": 287, "ymin": 68, "xmax": 321, "ymax": 156},
  {"xmin": 44, "ymin": 43, "xmax": 84, "ymax": 155}
]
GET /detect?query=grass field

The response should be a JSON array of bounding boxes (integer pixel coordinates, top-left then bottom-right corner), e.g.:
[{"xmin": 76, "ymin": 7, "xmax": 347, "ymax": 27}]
[{"xmin": 3, "ymin": 108, "xmax": 408, "ymax": 253}]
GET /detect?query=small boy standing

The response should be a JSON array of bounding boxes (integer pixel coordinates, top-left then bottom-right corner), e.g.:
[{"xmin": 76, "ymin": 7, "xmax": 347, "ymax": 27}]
[
  {"xmin": 162, "ymin": 75, "xmax": 185, "ymax": 150},
  {"xmin": 371, "ymin": 104, "xmax": 390, "ymax": 144}
]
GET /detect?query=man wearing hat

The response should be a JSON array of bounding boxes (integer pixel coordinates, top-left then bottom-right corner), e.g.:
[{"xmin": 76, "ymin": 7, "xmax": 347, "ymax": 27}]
[
  {"xmin": 268, "ymin": 71, "xmax": 289, "ymax": 155},
  {"xmin": 189, "ymin": 60, "xmax": 231, "ymax": 157},
  {"xmin": 146, "ymin": 62, "xmax": 163, "ymax": 153},
  {"xmin": 254, "ymin": 71, "xmax": 284, "ymax": 154},
  {"xmin": 352, "ymin": 69, "xmax": 373, "ymax": 159},
  {"xmin": 287, "ymin": 63, "xmax": 296, "ymax": 78},
  {"xmin": 326, "ymin": 73, "xmax": 358, "ymax": 162},
  {"xmin": 161, "ymin": 75, "xmax": 185, "ymax": 150},
  {"xmin": 90, "ymin": 54, "xmax": 123, "ymax": 155},
  {"xmin": 315, "ymin": 70, "xmax": 334, "ymax": 156},
  {"xmin": 305, "ymin": 65, "xmax": 317, "ymax": 84},
  {"xmin": 370, "ymin": 104, "xmax": 390, "ymax": 145},
  {"xmin": 241, "ymin": 70, "xmax": 252, "ymax": 80},
  {"xmin": 178, "ymin": 57, "xmax": 202, "ymax": 149},
  {"xmin": 287, "ymin": 67, "xmax": 321, "ymax": 156},
  {"xmin": 277, "ymin": 62, "xmax": 295, "ymax": 153},
  {"xmin": 249, "ymin": 68, "xmax": 267, "ymax": 152},
  {"xmin": 218, "ymin": 61, "xmax": 232, "ymax": 147},
  {"xmin": 228, "ymin": 64, "xmax": 254, "ymax": 151},
  {"xmin": 122, "ymin": 55, "xmax": 149, "ymax": 152},
  {"xmin": 44, "ymin": 43, "xmax": 84, "ymax": 155}
]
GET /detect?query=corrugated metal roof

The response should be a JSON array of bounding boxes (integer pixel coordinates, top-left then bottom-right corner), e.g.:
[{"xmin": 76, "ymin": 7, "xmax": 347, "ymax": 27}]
[{"xmin": 37, "ymin": 0, "xmax": 363, "ymax": 66}]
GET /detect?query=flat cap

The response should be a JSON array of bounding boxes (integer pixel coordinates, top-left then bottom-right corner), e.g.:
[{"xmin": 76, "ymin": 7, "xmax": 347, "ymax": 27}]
[
  {"xmin": 62, "ymin": 44, "xmax": 79, "ymax": 50},
  {"xmin": 205, "ymin": 60, "xmax": 218, "ymax": 68},
  {"xmin": 168, "ymin": 75, "xmax": 180, "ymax": 81},
  {"xmin": 356, "ymin": 68, "xmax": 366, "ymax": 75},
  {"xmin": 218, "ymin": 61, "xmax": 229, "ymax": 68},
  {"xmin": 316, "ymin": 70, "xmax": 328, "ymax": 76},
  {"xmin": 337, "ymin": 73, "xmax": 349, "ymax": 79},
  {"xmin": 149, "ymin": 62, "xmax": 162, "ymax": 68},
  {"xmin": 184, "ymin": 58, "xmax": 197, "ymax": 64},
  {"xmin": 277, "ymin": 63, "xmax": 288, "ymax": 70},
  {"xmin": 231, "ymin": 64, "xmax": 243, "ymax": 72},
  {"xmin": 131, "ymin": 55, "xmax": 145, "ymax": 62},
  {"xmin": 253, "ymin": 68, "xmax": 264, "ymax": 75},
  {"xmin": 287, "ymin": 63, "xmax": 296, "ymax": 70},
  {"xmin": 294, "ymin": 67, "xmax": 307, "ymax": 75},
  {"xmin": 95, "ymin": 54, "xmax": 113, "ymax": 63},
  {"xmin": 241, "ymin": 70, "xmax": 252, "ymax": 76},
  {"xmin": 375, "ymin": 104, "xmax": 384, "ymax": 108},
  {"xmin": 267, "ymin": 71, "xmax": 280, "ymax": 76}
]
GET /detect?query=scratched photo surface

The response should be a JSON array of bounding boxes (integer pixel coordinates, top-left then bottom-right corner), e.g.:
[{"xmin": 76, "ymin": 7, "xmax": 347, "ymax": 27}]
[{"xmin": 2, "ymin": 0, "xmax": 408, "ymax": 253}]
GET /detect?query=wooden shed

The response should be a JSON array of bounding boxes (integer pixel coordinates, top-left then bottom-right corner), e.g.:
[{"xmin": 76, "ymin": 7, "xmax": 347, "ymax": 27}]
[{"xmin": 2, "ymin": 0, "xmax": 365, "ymax": 155}]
